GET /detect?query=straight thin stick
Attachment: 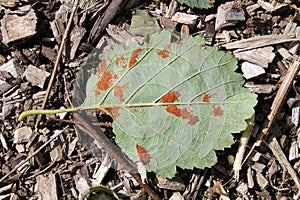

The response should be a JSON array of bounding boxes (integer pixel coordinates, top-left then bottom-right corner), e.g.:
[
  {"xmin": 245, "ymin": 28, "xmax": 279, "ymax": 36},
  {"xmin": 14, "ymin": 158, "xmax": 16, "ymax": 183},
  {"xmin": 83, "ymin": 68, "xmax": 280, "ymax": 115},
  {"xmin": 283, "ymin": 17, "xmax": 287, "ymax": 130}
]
[{"xmin": 41, "ymin": 1, "xmax": 79, "ymax": 111}]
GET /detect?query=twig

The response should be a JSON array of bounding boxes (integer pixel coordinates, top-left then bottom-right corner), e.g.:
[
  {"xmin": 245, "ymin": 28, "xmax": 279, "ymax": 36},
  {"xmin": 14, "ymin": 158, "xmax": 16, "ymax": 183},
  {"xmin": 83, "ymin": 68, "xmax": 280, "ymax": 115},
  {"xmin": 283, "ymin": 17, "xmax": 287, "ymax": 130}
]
[
  {"xmin": 89, "ymin": 0, "xmax": 126, "ymax": 45},
  {"xmin": 40, "ymin": 1, "xmax": 79, "ymax": 114},
  {"xmin": 244, "ymin": 59, "xmax": 300, "ymax": 161},
  {"xmin": 267, "ymin": 136, "xmax": 300, "ymax": 189},
  {"xmin": 0, "ymin": 126, "xmax": 68, "ymax": 183}
]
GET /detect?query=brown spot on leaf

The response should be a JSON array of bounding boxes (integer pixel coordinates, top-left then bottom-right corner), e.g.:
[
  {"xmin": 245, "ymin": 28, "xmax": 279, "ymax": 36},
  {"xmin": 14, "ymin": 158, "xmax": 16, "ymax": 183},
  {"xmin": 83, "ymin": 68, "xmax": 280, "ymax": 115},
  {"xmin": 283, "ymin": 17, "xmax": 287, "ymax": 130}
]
[
  {"xmin": 116, "ymin": 55, "xmax": 127, "ymax": 68},
  {"xmin": 129, "ymin": 48, "xmax": 142, "ymax": 68},
  {"xmin": 166, "ymin": 106, "xmax": 199, "ymax": 125},
  {"xmin": 114, "ymin": 83, "xmax": 129, "ymax": 102},
  {"xmin": 136, "ymin": 144, "xmax": 150, "ymax": 164},
  {"xmin": 97, "ymin": 60, "xmax": 107, "ymax": 75},
  {"xmin": 212, "ymin": 105, "xmax": 223, "ymax": 116},
  {"xmin": 157, "ymin": 44, "xmax": 170, "ymax": 58},
  {"xmin": 202, "ymin": 93, "xmax": 212, "ymax": 102},
  {"xmin": 96, "ymin": 71, "xmax": 113, "ymax": 91},
  {"xmin": 161, "ymin": 91, "xmax": 180, "ymax": 103},
  {"xmin": 95, "ymin": 90, "xmax": 100, "ymax": 96},
  {"xmin": 106, "ymin": 108, "xmax": 120, "ymax": 118}
]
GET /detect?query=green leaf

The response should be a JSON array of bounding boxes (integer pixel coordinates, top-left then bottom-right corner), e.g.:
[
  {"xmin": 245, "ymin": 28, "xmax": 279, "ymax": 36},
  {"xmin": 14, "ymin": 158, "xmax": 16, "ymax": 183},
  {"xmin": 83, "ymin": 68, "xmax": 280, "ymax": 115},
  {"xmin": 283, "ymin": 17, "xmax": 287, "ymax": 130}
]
[
  {"xmin": 82, "ymin": 30, "xmax": 257, "ymax": 178},
  {"xmin": 130, "ymin": 9, "xmax": 161, "ymax": 37},
  {"xmin": 176, "ymin": 0, "xmax": 214, "ymax": 9}
]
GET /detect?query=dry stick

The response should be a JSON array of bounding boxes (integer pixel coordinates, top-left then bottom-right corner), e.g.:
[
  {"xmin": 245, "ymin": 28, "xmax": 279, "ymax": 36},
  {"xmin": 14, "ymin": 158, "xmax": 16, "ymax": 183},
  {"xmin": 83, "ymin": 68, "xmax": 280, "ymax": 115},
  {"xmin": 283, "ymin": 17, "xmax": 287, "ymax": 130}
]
[
  {"xmin": 0, "ymin": 126, "xmax": 68, "ymax": 183},
  {"xmin": 73, "ymin": 113, "xmax": 161, "ymax": 200},
  {"xmin": 243, "ymin": 59, "xmax": 300, "ymax": 189},
  {"xmin": 40, "ymin": 2, "xmax": 79, "ymax": 115},
  {"xmin": 89, "ymin": 0, "xmax": 125, "ymax": 45}
]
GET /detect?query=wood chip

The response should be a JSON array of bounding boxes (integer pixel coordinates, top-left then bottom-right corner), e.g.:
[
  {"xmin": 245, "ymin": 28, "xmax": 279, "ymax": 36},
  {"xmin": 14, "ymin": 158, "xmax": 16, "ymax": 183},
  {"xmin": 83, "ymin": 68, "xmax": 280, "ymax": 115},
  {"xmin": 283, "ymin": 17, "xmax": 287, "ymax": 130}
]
[
  {"xmin": 215, "ymin": 1, "xmax": 245, "ymax": 31},
  {"xmin": 244, "ymin": 82, "xmax": 277, "ymax": 94},
  {"xmin": 275, "ymin": 44, "xmax": 293, "ymax": 60},
  {"xmin": 36, "ymin": 173, "xmax": 58, "ymax": 200},
  {"xmin": 247, "ymin": 167, "xmax": 255, "ymax": 188},
  {"xmin": 24, "ymin": 65, "xmax": 50, "ymax": 89},
  {"xmin": 170, "ymin": 192, "xmax": 184, "ymax": 200},
  {"xmin": 74, "ymin": 175, "xmax": 90, "ymax": 198},
  {"xmin": 0, "ymin": 0, "xmax": 19, "ymax": 8},
  {"xmin": 0, "ymin": 80, "xmax": 12, "ymax": 95},
  {"xmin": 241, "ymin": 62, "xmax": 265, "ymax": 79},
  {"xmin": 91, "ymin": 154, "xmax": 111, "ymax": 186},
  {"xmin": 171, "ymin": 12, "xmax": 199, "ymax": 25},
  {"xmin": 222, "ymin": 34, "xmax": 298, "ymax": 52},
  {"xmin": 1, "ymin": 9, "xmax": 37, "ymax": 45},
  {"xmin": 13, "ymin": 126, "xmax": 33, "ymax": 144},
  {"xmin": 157, "ymin": 176, "xmax": 185, "ymax": 191},
  {"xmin": 256, "ymin": 172, "xmax": 268, "ymax": 189},
  {"xmin": 289, "ymin": 141, "xmax": 298, "ymax": 161},
  {"xmin": 0, "ymin": 59, "xmax": 21, "ymax": 78},
  {"xmin": 234, "ymin": 46, "xmax": 275, "ymax": 68},
  {"xmin": 70, "ymin": 25, "xmax": 86, "ymax": 60}
]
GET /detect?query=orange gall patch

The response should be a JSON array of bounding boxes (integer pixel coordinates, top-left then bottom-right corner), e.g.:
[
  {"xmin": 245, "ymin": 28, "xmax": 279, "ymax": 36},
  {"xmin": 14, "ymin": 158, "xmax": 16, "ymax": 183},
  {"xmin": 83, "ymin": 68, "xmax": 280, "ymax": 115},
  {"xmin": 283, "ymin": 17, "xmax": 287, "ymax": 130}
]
[
  {"xmin": 114, "ymin": 83, "xmax": 129, "ymax": 102},
  {"xmin": 166, "ymin": 106, "xmax": 199, "ymax": 125},
  {"xmin": 97, "ymin": 60, "xmax": 107, "ymax": 75},
  {"xmin": 136, "ymin": 144, "xmax": 150, "ymax": 164},
  {"xmin": 96, "ymin": 71, "xmax": 113, "ymax": 91},
  {"xmin": 129, "ymin": 48, "xmax": 142, "ymax": 68},
  {"xmin": 116, "ymin": 55, "xmax": 127, "ymax": 68},
  {"xmin": 157, "ymin": 49, "xmax": 169, "ymax": 58},
  {"xmin": 157, "ymin": 44, "xmax": 170, "ymax": 58},
  {"xmin": 212, "ymin": 105, "xmax": 223, "ymax": 116},
  {"xmin": 161, "ymin": 91, "xmax": 180, "ymax": 103},
  {"xmin": 202, "ymin": 93, "xmax": 212, "ymax": 102}
]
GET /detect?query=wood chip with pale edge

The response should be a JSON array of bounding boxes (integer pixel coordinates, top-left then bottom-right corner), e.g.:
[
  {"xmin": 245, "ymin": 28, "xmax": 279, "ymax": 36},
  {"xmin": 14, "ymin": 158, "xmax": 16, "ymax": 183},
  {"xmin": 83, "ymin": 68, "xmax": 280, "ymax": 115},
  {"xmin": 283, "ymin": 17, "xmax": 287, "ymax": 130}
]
[
  {"xmin": 234, "ymin": 46, "xmax": 275, "ymax": 68},
  {"xmin": 241, "ymin": 62, "xmax": 265, "ymax": 79},
  {"xmin": 0, "ymin": 59, "xmax": 21, "ymax": 78},
  {"xmin": 171, "ymin": 12, "xmax": 199, "ymax": 25},
  {"xmin": 24, "ymin": 65, "xmax": 50, "ymax": 89},
  {"xmin": 170, "ymin": 192, "xmax": 184, "ymax": 200},
  {"xmin": 157, "ymin": 176, "xmax": 185, "ymax": 191},
  {"xmin": 222, "ymin": 34, "xmax": 298, "ymax": 52},
  {"xmin": 13, "ymin": 126, "xmax": 33, "ymax": 144},
  {"xmin": 36, "ymin": 173, "xmax": 58, "ymax": 200},
  {"xmin": 1, "ymin": 9, "xmax": 37, "ymax": 45}
]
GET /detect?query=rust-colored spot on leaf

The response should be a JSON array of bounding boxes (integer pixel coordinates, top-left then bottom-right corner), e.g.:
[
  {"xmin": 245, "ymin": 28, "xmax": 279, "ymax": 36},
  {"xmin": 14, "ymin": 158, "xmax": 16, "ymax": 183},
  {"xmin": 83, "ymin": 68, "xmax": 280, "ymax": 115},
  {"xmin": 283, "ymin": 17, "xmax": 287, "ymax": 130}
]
[
  {"xmin": 97, "ymin": 60, "xmax": 107, "ymax": 75},
  {"xmin": 202, "ymin": 93, "xmax": 212, "ymax": 102},
  {"xmin": 95, "ymin": 90, "xmax": 100, "ymax": 96},
  {"xmin": 157, "ymin": 49, "xmax": 169, "ymax": 58},
  {"xmin": 136, "ymin": 144, "xmax": 150, "ymax": 164},
  {"xmin": 166, "ymin": 106, "xmax": 199, "ymax": 125},
  {"xmin": 114, "ymin": 83, "xmax": 129, "ymax": 102},
  {"xmin": 157, "ymin": 44, "xmax": 170, "ymax": 58},
  {"xmin": 161, "ymin": 91, "xmax": 180, "ymax": 103},
  {"xmin": 116, "ymin": 55, "xmax": 127, "ymax": 68},
  {"xmin": 97, "ymin": 71, "xmax": 113, "ymax": 91},
  {"xmin": 208, "ymin": 1, "xmax": 213, "ymax": 5},
  {"xmin": 212, "ymin": 105, "xmax": 223, "ymax": 116},
  {"xmin": 129, "ymin": 48, "xmax": 142, "ymax": 68},
  {"xmin": 106, "ymin": 108, "xmax": 120, "ymax": 118}
]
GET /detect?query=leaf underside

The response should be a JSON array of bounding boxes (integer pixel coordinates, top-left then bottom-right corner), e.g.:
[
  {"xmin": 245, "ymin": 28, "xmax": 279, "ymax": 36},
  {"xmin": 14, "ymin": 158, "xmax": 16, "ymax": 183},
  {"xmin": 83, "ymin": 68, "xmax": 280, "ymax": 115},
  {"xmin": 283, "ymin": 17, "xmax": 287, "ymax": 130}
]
[
  {"xmin": 176, "ymin": 0, "xmax": 214, "ymax": 9},
  {"xmin": 82, "ymin": 30, "xmax": 257, "ymax": 178}
]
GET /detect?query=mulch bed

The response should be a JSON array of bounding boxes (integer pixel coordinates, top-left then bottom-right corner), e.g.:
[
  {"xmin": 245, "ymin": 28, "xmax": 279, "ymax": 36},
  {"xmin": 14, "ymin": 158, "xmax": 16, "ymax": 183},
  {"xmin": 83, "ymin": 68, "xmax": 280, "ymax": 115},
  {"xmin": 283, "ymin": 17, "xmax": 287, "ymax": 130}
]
[{"xmin": 1, "ymin": 0, "xmax": 300, "ymax": 199}]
